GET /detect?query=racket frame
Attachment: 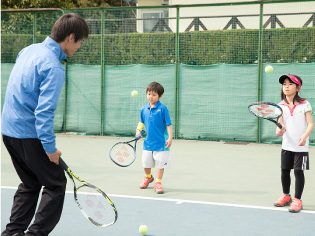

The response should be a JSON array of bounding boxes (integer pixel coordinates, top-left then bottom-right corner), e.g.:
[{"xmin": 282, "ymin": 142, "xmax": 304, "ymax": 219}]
[
  {"xmin": 248, "ymin": 101, "xmax": 283, "ymax": 128},
  {"xmin": 109, "ymin": 130, "xmax": 145, "ymax": 167},
  {"xmin": 59, "ymin": 157, "xmax": 118, "ymax": 227}
]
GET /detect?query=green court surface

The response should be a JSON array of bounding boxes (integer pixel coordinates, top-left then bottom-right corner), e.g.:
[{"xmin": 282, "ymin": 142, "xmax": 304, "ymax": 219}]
[{"xmin": 2, "ymin": 134, "xmax": 315, "ymax": 235}]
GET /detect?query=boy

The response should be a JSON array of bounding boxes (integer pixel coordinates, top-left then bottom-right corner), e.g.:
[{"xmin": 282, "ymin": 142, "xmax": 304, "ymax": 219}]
[
  {"xmin": 1, "ymin": 13, "xmax": 89, "ymax": 236},
  {"xmin": 136, "ymin": 82, "xmax": 173, "ymax": 194}
]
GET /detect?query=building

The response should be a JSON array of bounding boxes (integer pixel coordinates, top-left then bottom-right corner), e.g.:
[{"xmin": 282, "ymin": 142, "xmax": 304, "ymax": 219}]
[{"xmin": 136, "ymin": 0, "xmax": 315, "ymax": 32}]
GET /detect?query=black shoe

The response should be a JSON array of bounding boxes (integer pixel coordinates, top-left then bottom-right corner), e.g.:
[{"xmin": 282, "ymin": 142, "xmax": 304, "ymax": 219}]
[
  {"xmin": 12, "ymin": 232, "xmax": 24, "ymax": 236},
  {"xmin": 12, "ymin": 231, "xmax": 24, "ymax": 236}
]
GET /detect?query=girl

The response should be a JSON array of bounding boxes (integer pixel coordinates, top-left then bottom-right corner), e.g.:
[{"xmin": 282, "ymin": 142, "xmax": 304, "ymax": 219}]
[{"xmin": 274, "ymin": 74, "xmax": 313, "ymax": 213}]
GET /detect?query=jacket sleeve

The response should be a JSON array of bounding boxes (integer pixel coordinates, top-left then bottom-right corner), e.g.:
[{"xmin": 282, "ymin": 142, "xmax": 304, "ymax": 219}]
[{"xmin": 35, "ymin": 66, "xmax": 65, "ymax": 153}]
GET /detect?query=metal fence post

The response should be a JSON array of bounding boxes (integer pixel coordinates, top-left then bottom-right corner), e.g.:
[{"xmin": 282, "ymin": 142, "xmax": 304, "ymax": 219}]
[
  {"xmin": 175, "ymin": 6, "xmax": 180, "ymax": 139},
  {"xmin": 33, "ymin": 12, "xmax": 37, "ymax": 44},
  {"xmin": 257, "ymin": 2, "xmax": 264, "ymax": 143},
  {"xmin": 101, "ymin": 9, "xmax": 105, "ymax": 136}
]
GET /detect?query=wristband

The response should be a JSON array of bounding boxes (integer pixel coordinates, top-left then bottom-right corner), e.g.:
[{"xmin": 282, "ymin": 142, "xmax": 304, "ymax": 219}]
[{"xmin": 136, "ymin": 122, "xmax": 144, "ymax": 131}]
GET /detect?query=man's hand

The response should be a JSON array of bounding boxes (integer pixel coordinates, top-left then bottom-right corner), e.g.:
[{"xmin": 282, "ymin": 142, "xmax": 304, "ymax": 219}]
[{"xmin": 46, "ymin": 150, "xmax": 62, "ymax": 165}]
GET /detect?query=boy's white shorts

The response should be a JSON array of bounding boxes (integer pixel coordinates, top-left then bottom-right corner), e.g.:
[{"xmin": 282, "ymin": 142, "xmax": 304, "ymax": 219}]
[{"xmin": 142, "ymin": 150, "xmax": 170, "ymax": 169}]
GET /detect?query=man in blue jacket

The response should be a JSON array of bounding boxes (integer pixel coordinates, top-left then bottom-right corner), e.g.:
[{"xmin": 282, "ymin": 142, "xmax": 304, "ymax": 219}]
[{"xmin": 1, "ymin": 13, "xmax": 89, "ymax": 236}]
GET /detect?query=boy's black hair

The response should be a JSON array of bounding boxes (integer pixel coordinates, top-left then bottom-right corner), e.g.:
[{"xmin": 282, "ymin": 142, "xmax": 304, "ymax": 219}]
[
  {"xmin": 280, "ymin": 75, "xmax": 305, "ymax": 104},
  {"xmin": 146, "ymin": 82, "xmax": 164, "ymax": 97},
  {"xmin": 51, "ymin": 13, "xmax": 89, "ymax": 43}
]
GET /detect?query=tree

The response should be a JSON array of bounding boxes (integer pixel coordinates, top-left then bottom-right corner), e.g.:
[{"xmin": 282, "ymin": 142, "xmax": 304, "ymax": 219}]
[
  {"xmin": 1, "ymin": 0, "xmax": 136, "ymax": 9},
  {"xmin": 1, "ymin": 0, "xmax": 75, "ymax": 9}
]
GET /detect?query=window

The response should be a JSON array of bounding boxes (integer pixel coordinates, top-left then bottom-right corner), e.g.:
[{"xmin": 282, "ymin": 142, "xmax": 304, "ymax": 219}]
[{"xmin": 142, "ymin": 10, "xmax": 169, "ymax": 33}]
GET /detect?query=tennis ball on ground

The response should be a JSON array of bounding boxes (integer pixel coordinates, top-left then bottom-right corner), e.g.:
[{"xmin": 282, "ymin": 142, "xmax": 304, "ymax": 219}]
[
  {"xmin": 265, "ymin": 65, "xmax": 273, "ymax": 74},
  {"xmin": 139, "ymin": 225, "xmax": 148, "ymax": 235},
  {"xmin": 131, "ymin": 90, "xmax": 138, "ymax": 97}
]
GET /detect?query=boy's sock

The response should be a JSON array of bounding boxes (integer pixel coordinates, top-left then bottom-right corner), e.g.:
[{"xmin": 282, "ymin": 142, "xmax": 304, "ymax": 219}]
[
  {"xmin": 156, "ymin": 179, "xmax": 162, "ymax": 183},
  {"xmin": 146, "ymin": 174, "xmax": 152, "ymax": 178}
]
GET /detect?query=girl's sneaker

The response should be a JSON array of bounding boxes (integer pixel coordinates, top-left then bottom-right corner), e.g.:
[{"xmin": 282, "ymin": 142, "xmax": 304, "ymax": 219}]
[
  {"xmin": 154, "ymin": 182, "xmax": 164, "ymax": 194},
  {"xmin": 140, "ymin": 175, "xmax": 154, "ymax": 189},
  {"xmin": 289, "ymin": 198, "xmax": 303, "ymax": 213},
  {"xmin": 274, "ymin": 194, "xmax": 292, "ymax": 207}
]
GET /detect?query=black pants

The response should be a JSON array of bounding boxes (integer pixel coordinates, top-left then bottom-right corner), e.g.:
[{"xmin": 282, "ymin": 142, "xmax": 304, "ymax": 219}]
[{"xmin": 2, "ymin": 136, "xmax": 67, "ymax": 236}]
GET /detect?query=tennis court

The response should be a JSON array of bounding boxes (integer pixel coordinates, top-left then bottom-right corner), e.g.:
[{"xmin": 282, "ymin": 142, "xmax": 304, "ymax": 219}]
[
  {"xmin": 2, "ymin": 135, "xmax": 315, "ymax": 235},
  {"xmin": 2, "ymin": 1, "xmax": 315, "ymax": 235}
]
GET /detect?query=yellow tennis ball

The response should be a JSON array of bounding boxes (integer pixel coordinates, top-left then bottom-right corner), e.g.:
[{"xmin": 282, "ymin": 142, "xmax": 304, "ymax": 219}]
[
  {"xmin": 131, "ymin": 90, "xmax": 138, "ymax": 97},
  {"xmin": 139, "ymin": 225, "xmax": 148, "ymax": 235},
  {"xmin": 265, "ymin": 65, "xmax": 273, "ymax": 74}
]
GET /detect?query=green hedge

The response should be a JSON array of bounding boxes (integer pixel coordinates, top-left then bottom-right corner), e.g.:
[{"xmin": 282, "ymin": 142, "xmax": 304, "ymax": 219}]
[{"xmin": 2, "ymin": 27, "xmax": 315, "ymax": 65}]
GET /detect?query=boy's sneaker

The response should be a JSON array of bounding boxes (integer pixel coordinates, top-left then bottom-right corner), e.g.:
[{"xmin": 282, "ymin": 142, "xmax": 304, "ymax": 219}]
[
  {"xmin": 154, "ymin": 182, "xmax": 164, "ymax": 194},
  {"xmin": 140, "ymin": 175, "xmax": 154, "ymax": 189},
  {"xmin": 274, "ymin": 194, "xmax": 292, "ymax": 207},
  {"xmin": 289, "ymin": 198, "xmax": 303, "ymax": 213}
]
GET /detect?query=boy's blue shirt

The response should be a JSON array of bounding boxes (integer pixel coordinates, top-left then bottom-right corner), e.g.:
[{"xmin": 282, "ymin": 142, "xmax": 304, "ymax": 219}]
[
  {"xmin": 1, "ymin": 37, "xmax": 66, "ymax": 153},
  {"xmin": 140, "ymin": 100, "xmax": 172, "ymax": 151}
]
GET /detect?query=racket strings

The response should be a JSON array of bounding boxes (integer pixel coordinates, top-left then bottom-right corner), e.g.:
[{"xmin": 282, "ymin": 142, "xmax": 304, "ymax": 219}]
[
  {"xmin": 110, "ymin": 143, "xmax": 135, "ymax": 165},
  {"xmin": 76, "ymin": 186, "xmax": 116, "ymax": 226},
  {"xmin": 249, "ymin": 104, "xmax": 281, "ymax": 119}
]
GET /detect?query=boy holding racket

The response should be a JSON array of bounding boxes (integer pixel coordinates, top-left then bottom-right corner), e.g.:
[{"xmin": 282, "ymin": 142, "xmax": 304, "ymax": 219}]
[
  {"xmin": 274, "ymin": 75, "xmax": 313, "ymax": 213},
  {"xmin": 1, "ymin": 14, "xmax": 89, "ymax": 236},
  {"xmin": 136, "ymin": 82, "xmax": 173, "ymax": 194}
]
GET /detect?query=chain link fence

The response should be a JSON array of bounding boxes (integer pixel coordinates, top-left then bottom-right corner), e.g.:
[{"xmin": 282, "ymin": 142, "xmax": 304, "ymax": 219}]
[{"xmin": 1, "ymin": 1, "xmax": 315, "ymax": 144}]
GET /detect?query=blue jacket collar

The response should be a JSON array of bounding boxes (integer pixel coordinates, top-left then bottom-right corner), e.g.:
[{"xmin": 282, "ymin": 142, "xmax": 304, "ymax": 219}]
[{"xmin": 43, "ymin": 37, "xmax": 66, "ymax": 61}]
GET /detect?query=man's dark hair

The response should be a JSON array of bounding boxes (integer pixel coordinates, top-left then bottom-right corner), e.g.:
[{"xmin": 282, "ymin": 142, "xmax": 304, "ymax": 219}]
[
  {"xmin": 146, "ymin": 82, "xmax": 164, "ymax": 97},
  {"xmin": 51, "ymin": 13, "xmax": 89, "ymax": 43}
]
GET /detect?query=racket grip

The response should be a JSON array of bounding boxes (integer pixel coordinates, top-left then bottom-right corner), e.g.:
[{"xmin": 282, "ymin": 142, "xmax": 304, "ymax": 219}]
[
  {"xmin": 277, "ymin": 123, "xmax": 283, "ymax": 129},
  {"xmin": 59, "ymin": 157, "xmax": 68, "ymax": 170}
]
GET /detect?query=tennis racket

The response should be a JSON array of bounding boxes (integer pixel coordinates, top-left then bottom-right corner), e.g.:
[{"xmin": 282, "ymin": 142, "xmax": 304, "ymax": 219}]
[
  {"xmin": 248, "ymin": 102, "xmax": 283, "ymax": 128},
  {"xmin": 59, "ymin": 157, "xmax": 117, "ymax": 227},
  {"xmin": 109, "ymin": 130, "xmax": 145, "ymax": 167}
]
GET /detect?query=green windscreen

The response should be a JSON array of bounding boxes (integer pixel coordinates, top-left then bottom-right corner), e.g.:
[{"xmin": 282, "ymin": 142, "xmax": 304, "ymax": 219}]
[{"xmin": 1, "ymin": 2, "xmax": 315, "ymax": 144}]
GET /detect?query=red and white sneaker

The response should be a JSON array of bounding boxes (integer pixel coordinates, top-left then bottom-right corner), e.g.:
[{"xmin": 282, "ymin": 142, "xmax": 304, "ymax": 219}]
[
  {"xmin": 140, "ymin": 175, "xmax": 154, "ymax": 189},
  {"xmin": 274, "ymin": 194, "xmax": 292, "ymax": 207},
  {"xmin": 289, "ymin": 198, "xmax": 303, "ymax": 213},
  {"xmin": 154, "ymin": 182, "xmax": 164, "ymax": 194}
]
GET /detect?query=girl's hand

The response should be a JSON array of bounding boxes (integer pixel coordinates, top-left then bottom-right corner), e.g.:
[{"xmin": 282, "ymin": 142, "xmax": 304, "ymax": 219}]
[
  {"xmin": 298, "ymin": 136, "xmax": 306, "ymax": 146},
  {"xmin": 276, "ymin": 126, "xmax": 286, "ymax": 136},
  {"xmin": 165, "ymin": 138, "xmax": 172, "ymax": 148}
]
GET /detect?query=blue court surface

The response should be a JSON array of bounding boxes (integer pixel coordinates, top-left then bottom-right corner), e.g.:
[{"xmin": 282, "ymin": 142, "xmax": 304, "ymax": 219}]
[
  {"xmin": 1, "ymin": 187, "xmax": 315, "ymax": 236},
  {"xmin": 2, "ymin": 135, "xmax": 315, "ymax": 235}
]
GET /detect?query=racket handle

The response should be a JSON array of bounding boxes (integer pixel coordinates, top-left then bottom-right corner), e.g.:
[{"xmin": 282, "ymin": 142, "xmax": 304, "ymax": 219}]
[
  {"xmin": 58, "ymin": 157, "xmax": 68, "ymax": 170},
  {"xmin": 277, "ymin": 123, "xmax": 282, "ymax": 129}
]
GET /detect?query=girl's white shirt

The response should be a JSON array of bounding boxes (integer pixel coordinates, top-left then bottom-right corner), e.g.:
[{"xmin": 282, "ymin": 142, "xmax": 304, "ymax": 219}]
[{"xmin": 279, "ymin": 100, "xmax": 312, "ymax": 152}]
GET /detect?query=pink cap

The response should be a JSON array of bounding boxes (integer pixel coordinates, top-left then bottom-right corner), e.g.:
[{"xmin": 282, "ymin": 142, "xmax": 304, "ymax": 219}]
[{"xmin": 279, "ymin": 74, "xmax": 301, "ymax": 87}]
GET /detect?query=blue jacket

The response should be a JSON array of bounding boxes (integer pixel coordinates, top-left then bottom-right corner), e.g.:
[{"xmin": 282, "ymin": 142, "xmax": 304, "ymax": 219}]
[{"xmin": 1, "ymin": 37, "xmax": 66, "ymax": 153}]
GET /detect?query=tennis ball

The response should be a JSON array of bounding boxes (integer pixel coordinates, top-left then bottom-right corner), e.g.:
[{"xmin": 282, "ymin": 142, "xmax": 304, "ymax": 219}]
[
  {"xmin": 131, "ymin": 90, "xmax": 138, "ymax": 97},
  {"xmin": 139, "ymin": 225, "xmax": 148, "ymax": 235},
  {"xmin": 265, "ymin": 65, "xmax": 273, "ymax": 74}
]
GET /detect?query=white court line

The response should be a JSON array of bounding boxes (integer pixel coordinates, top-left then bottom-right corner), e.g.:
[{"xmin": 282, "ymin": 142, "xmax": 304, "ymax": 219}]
[{"xmin": 2, "ymin": 186, "xmax": 315, "ymax": 215}]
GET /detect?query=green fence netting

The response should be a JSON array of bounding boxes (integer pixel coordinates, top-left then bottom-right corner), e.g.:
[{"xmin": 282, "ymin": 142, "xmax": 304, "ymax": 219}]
[{"xmin": 1, "ymin": 1, "xmax": 315, "ymax": 145}]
